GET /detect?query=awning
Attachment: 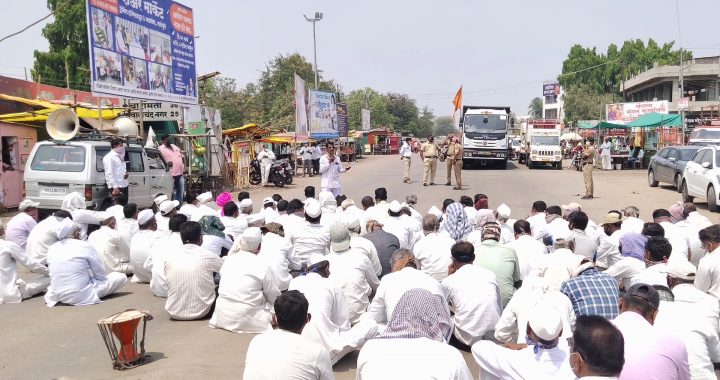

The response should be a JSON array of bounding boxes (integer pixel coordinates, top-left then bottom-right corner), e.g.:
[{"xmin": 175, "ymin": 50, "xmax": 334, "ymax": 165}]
[
  {"xmin": 259, "ymin": 132, "xmax": 314, "ymax": 144},
  {"xmin": 592, "ymin": 121, "xmax": 630, "ymax": 129},
  {"xmin": 627, "ymin": 113, "xmax": 683, "ymax": 128},
  {"xmin": 0, "ymin": 94, "xmax": 124, "ymax": 125},
  {"xmin": 221, "ymin": 123, "xmax": 270, "ymax": 137}
]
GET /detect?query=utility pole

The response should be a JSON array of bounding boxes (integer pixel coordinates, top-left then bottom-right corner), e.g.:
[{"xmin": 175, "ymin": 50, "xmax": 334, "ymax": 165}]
[
  {"xmin": 304, "ymin": 12, "xmax": 323, "ymax": 89},
  {"xmin": 676, "ymin": 0, "xmax": 686, "ymax": 144}
]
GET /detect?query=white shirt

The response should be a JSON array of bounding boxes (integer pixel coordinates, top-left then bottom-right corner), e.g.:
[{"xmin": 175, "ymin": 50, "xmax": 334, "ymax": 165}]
[
  {"xmin": 595, "ymin": 230, "xmax": 622, "ymax": 269},
  {"xmin": 351, "ymin": 235, "xmax": 382, "ymax": 277},
  {"xmin": 687, "ymin": 212, "xmax": 712, "ymax": 230},
  {"xmin": 220, "ymin": 215, "xmax": 248, "ymax": 240},
  {"xmin": 629, "ymin": 263, "xmax": 668, "ymax": 287},
  {"xmin": 88, "ymin": 225, "xmax": 131, "ymax": 274},
  {"xmin": 288, "ymin": 222, "xmax": 330, "ymax": 270},
  {"xmin": 537, "ymin": 248, "xmax": 582, "ymax": 291},
  {"xmin": 527, "ymin": 213, "xmax": 547, "ymax": 240},
  {"xmin": 258, "ymin": 232, "xmax": 292, "ymax": 291},
  {"xmin": 129, "ymin": 229, "xmax": 161, "ymax": 283},
  {"xmin": 442, "ymin": 264, "xmax": 501, "ymax": 345},
  {"xmin": 243, "ymin": 329, "xmax": 334, "ymax": 380},
  {"xmin": 164, "ymin": 244, "xmax": 223, "ymax": 320},
  {"xmin": 300, "ymin": 146, "xmax": 315, "ymax": 160},
  {"xmin": 363, "ymin": 267, "xmax": 448, "ymax": 326},
  {"xmin": 116, "ymin": 217, "xmax": 138, "ymax": 253},
  {"xmin": 256, "ymin": 149, "xmax": 275, "ymax": 164},
  {"xmin": 357, "ymin": 337, "xmax": 473, "ymax": 380},
  {"xmin": 25, "ymin": 216, "xmax": 61, "ymax": 265},
  {"xmin": 509, "ymin": 234, "xmax": 546, "ymax": 280},
  {"xmin": 106, "ymin": 204, "xmax": 125, "ymax": 221},
  {"xmin": 209, "ymin": 250, "xmax": 279, "ymax": 332},
  {"xmin": 382, "ymin": 216, "xmax": 413, "ymax": 250},
  {"xmin": 472, "ymin": 340, "xmax": 575, "ymax": 380},
  {"xmin": 543, "ymin": 217, "xmax": 571, "ymax": 241},
  {"xmin": 621, "ymin": 216, "xmax": 645, "ymax": 236},
  {"xmin": 661, "ymin": 221, "xmax": 691, "ymax": 264},
  {"xmin": 414, "ymin": 231, "xmax": 455, "ymax": 281},
  {"xmin": 44, "ymin": 239, "xmax": 111, "ymax": 306},
  {"xmin": 499, "ymin": 220, "xmax": 517, "ymax": 244},
  {"xmin": 147, "ymin": 231, "xmax": 182, "ymax": 297},
  {"xmin": 464, "ymin": 207, "xmax": 478, "ymax": 226},
  {"xmin": 604, "ymin": 257, "xmax": 646, "ymax": 289},
  {"xmin": 572, "ymin": 228, "xmax": 599, "ymax": 260},
  {"xmin": 695, "ymin": 246, "xmax": 720, "ymax": 299},
  {"xmin": 675, "ymin": 220, "xmax": 706, "ymax": 267},
  {"xmin": 155, "ymin": 212, "xmax": 170, "ymax": 232},
  {"xmin": 102, "ymin": 149, "xmax": 128, "ymax": 188},
  {"xmin": 601, "ymin": 141, "xmax": 612, "ymax": 156},
  {"xmin": 0, "ymin": 239, "xmax": 48, "ymax": 304},
  {"xmin": 327, "ymin": 247, "xmax": 380, "ymax": 324},
  {"xmin": 4, "ymin": 212, "xmax": 37, "ymax": 249},
  {"xmin": 319, "ymin": 154, "xmax": 346, "ymax": 189},
  {"xmin": 200, "ymin": 234, "xmax": 233, "ymax": 256},
  {"xmin": 399, "ymin": 142, "xmax": 412, "ymax": 158}
]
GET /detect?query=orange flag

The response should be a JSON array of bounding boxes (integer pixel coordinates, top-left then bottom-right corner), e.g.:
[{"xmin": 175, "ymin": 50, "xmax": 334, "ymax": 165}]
[{"xmin": 451, "ymin": 85, "xmax": 462, "ymax": 124}]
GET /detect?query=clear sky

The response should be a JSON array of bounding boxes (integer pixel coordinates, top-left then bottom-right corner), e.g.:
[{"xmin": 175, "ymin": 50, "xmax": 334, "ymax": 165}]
[{"xmin": 1, "ymin": 0, "xmax": 719, "ymax": 117}]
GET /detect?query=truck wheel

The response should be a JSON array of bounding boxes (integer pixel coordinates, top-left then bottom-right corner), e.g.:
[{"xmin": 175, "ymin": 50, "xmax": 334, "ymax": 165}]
[
  {"xmin": 502, "ymin": 159, "xmax": 508, "ymax": 169},
  {"xmin": 556, "ymin": 161, "xmax": 562, "ymax": 170},
  {"xmin": 528, "ymin": 161, "xmax": 534, "ymax": 169}
]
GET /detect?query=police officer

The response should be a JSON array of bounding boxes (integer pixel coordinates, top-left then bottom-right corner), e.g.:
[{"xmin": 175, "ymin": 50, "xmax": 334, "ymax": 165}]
[
  {"xmin": 445, "ymin": 135, "xmax": 463, "ymax": 190},
  {"xmin": 581, "ymin": 138, "xmax": 596, "ymax": 199},
  {"xmin": 420, "ymin": 136, "xmax": 440, "ymax": 186}
]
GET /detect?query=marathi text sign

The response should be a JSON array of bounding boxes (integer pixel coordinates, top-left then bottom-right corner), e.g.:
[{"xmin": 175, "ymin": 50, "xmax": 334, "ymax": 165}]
[
  {"xmin": 336, "ymin": 102, "xmax": 349, "ymax": 137},
  {"xmin": 86, "ymin": 0, "xmax": 198, "ymax": 104},
  {"xmin": 309, "ymin": 90, "xmax": 338, "ymax": 138},
  {"xmin": 543, "ymin": 83, "xmax": 559, "ymax": 97},
  {"xmin": 125, "ymin": 99, "xmax": 181, "ymax": 121},
  {"xmin": 606, "ymin": 101, "xmax": 669, "ymax": 125}
]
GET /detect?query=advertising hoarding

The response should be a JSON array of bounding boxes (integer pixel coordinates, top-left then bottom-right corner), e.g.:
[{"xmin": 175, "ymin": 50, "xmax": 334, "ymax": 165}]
[
  {"xmin": 336, "ymin": 102, "xmax": 349, "ymax": 137},
  {"xmin": 308, "ymin": 90, "xmax": 338, "ymax": 138},
  {"xmin": 543, "ymin": 83, "xmax": 559, "ymax": 97},
  {"xmin": 605, "ymin": 101, "xmax": 669, "ymax": 124}
]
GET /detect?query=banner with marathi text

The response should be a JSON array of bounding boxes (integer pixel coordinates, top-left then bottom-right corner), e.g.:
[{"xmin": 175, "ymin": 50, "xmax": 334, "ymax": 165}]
[
  {"xmin": 309, "ymin": 90, "xmax": 338, "ymax": 138},
  {"xmin": 606, "ymin": 101, "xmax": 669, "ymax": 125}
]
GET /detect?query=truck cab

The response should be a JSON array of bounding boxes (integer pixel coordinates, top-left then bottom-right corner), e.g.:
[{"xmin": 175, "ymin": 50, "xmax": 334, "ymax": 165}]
[
  {"xmin": 526, "ymin": 119, "xmax": 563, "ymax": 170},
  {"xmin": 460, "ymin": 106, "xmax": 512, "ymax": 168}
]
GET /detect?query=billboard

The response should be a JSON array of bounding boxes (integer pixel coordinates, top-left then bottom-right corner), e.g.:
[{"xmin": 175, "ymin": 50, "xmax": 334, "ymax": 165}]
[
  {"xmin": 308, "ymin": 90, "xmax": 338, "ymax": 138},
  {"xmin": 86, "ymin": 0, "xmax": 197, "ymax": 104},
  {"xmin": 543, "ymin": 83, "xmax": 559, "ymax": 97},
  {"xmin": 125, "ymin": 99, "xmax": 181, "ymax": 121},
  {"xmin": 294, "ymin": 74, "xmax": 308, "ymax": 135},
  {"xmin": 606, "ymin": 101, "xmax": 669, "ymax": 124},
  {"xmin": 361, "ymin": 108, "xmax": 371, "ymax": 131},
  {"xmin": 336, "ymin": 102, "xmax": 349, "ymax": 137}
]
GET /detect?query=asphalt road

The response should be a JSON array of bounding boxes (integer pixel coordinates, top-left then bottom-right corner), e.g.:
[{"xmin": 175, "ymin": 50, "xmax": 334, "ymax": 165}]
[{"xmin": 1, "ymin": 154, "xmax": 713, "ymax": 379}]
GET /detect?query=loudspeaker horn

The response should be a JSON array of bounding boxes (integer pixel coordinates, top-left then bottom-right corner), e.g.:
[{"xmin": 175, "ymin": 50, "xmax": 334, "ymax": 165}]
[
  {"xmin": 46, "ymin": 108, "xmax": 80, "ymax": 141},
  {"xmin": 110, "ymin": 116, "xmax": 139, "ymax": 137}
]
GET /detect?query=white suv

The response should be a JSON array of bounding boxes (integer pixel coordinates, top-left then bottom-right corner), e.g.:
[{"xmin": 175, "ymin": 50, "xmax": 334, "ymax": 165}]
[{"xmin": 681, "ymin": 145, "xmax": 720, "ymax": 212}]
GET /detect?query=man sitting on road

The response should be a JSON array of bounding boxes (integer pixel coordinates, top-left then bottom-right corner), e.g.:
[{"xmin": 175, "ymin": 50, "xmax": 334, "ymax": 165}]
[
  {"xmin": 88, "ymin": 213, "xmax": 132, "ymax": 275},
  {"xmin": 129, "ymin": 209, "xmax": 161, "ymax": 283},
  {"xmin": 413, "ymin": 214, "xmax": 455, "ymax": 281},
  {"xmin": 0, "ymin": 219, "xmax": 50, "ymax": 304},
  {"xmin": 4, "ymin": 199, "xmax": 39, "ymax": 249},
  {"xmin": 288, "ymin": 200, "xmax": 330, "ymax": 271},
  {"xmin": 147, "ymin": 214, "xmax": 186, "ymax": 298},
  {"xmin": 26, "ymin": 210, "xmax": 72, "ymax": 265}
]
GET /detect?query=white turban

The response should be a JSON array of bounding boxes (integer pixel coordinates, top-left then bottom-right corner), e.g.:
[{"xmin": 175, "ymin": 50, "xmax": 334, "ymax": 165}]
[
  {"xmin": 55, "ymin": 217, "xmax": 78, "ymax": 240},
  {"xmin": 61, "ymin": 192, "xmax": 86, "ymax": 212}
]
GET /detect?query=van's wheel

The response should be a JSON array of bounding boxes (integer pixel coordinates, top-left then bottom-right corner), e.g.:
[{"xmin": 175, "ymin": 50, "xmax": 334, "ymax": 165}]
[
  {"xmin": 674, "ymin": 174, "xmax": 682, "ymax": 193},
  {"xmin": 682, "ymin": 182, "xmax": 694, "ymax": 203},
  {"xmin": 648, "ymin": 170, "xmax": 659, "ymax": 187},
  {"xmin": 708, "ymin": 186, "xmax": 719, "ymax": 212}
]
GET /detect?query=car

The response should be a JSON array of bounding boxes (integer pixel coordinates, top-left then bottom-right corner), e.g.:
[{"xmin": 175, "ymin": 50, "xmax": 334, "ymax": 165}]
[
  {"xmin": 647, "ymin": 145, "xmax": 700, "ymax": 192},
  {"xmin": 681, "ymin": 145, "xmax": 720, "ymax": 212},
  {"xmin": 24, "ymin": 138, "xmax": 174, "ymax": 213}
]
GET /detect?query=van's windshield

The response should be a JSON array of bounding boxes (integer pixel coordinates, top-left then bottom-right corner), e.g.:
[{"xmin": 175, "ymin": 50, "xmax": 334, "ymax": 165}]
[{"xmin": 30, "ymin": 145, "xmax": 85, "ymax": 172}]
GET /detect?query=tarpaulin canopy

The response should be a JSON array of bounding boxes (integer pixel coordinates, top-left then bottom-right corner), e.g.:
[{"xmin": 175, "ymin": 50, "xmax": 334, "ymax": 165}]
[
  {"xmin": 259, "ymin": 132, "xmax": 314, "ymax": 144},
  {"xmin": 221, "ymin": 123, "xmax": 270, "ymax": 137},
  {"xmin": 627, "ymin": 112, "xmax": 683, "ymax": 128},
  {"xmin": 0, "ymin": 94, "xmax": 124, "ymax": 126},
  {"xmin": 585, "ymin": 121, "xmax": 629, "ymax": 129}
]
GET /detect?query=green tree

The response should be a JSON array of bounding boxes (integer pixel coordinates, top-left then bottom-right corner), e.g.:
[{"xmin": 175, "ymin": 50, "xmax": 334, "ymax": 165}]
[
  {"xmin": 410, "ymin": 107, "xmax": 434, "ymax": 137},
  {"xmin": 32, "ymin": 0, "xmax": 91, "ymax": 90},
  {"xmin": 345, "ymin": 88, "xmax": 393, "ymax": 130},
  {"xmin": 385, "ymin": 93, "xmax": 419, "ymax": 134},
  {"xmin": 563, "ymin": 84, "xmax": 617, "ymax": 123},
  {"xmin": 433, "ymin": 116, "xmax": 456, "ymax": 136},
  {"xmin": 203, "ymin": 77, "xmax": 263, "ymax": 129},
  {"xmin": 528, "ymin": 97, "xmax": 543, "ymax": 118}
]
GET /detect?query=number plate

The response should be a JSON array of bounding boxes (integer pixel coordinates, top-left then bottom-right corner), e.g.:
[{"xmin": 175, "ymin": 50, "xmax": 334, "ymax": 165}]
[{"xmin": 43, "ymin": 187, "xmax": 67, "ymax": 194}]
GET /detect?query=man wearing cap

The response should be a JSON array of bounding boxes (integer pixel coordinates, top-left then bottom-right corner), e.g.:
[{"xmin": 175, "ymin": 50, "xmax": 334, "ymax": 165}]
[
  {"xmin": 444, "ymin": 135, "xmax": 463, "ymax": 190},
  {"xmin": 612, "ymin": 283, "xmax": 691, "ymax": 379},
  {"xmin": 581, "ymin": 138, "xmax": 596, "ymax": 199},
  {"xmin": 472, "ymin": 303, "xmax": 575, "ymax": 379},
  {"xmin": 327, "ymin": 223, "xmax": 380, "ymax": 324},
  {"xmin": 319, "ymin": 142, "xmax": 350, "ymax": 198},
  {"xmin": 129, "ymin": 209, "xmax": 161, "ymax": 283},
  {"xmin": 261, "ymin": 197, "xmax": 280, "ymax": 224},
  {"xmin": 655, "ymin": 259, "xmax": 720, "ymax": 379},
  {"xmin": 442, "ymin": 242, "xmax": 501, "ymax": 348},
  {"xmin": 147, "ymin": 214, "xmax": 186, "ymax": 298},
  {"xmin": 102, "ymin": 138, "xmax": 129, "ymax": 198},
  {"xmin": 399, "ymin": 137, "xmax": 413, "ymax": 183},
  {"xmin": 45, "ymin": 218, "xmax": 128, "ymax": 306},
  {"xmin": 25, "ymin": 210, "xmax": 72, "ymax": 265},
  {"xmin": 414, "ymin": 214, "xmax": 455, "ymax": 281},
  {"xmin": 474, "ymin": 222, "xmax": 521, "ymax": 308},
  {"xmin": 158, "ymin": 135, "xmax": 185, "ymax": 204},
  {"xmin": 210, "ymin": 227, "xmax": 280, "ymax": 332},
  {"xmin": 342, "ymin": 211, "xmax": 382, "ymax": 277},
  {"xmin": 596, "ymin": 212, "xmax": 623, "ymax": 270},
  {"xmin": 563, "ymin": 202, "xmax": 600, "ymax": 238},
  {"xmin": 495, "ymin": 203, "xmax": 516, "ymax": 244},
  {"xmin": 155, "ymin": 199, "xmax": 179, "ymax": 232},
  {"xmin": 560, "ymin": 259, "xmax": 619, "ymax": 319},
  {"xmin": 567, "ymin": 211, "xmax": 598, "ymax": 260},
  {"xmin": 4, "ymin": 199, "xmax": 39, "ymax": 249},
  {"xmin": 420, "ymin": 135, "xmax": 440, "ymax": 186},
  {"xmin": 257, "ymin": 223, "xmax": 292, "ymax": 291},
  {"xmin": 288, "ymin": 199, "xmax": 330, "ymax": 271},
  {"xmin": 289, "ymin": 253, "xmax": 378, "ymax": 365},
  {"xmin": 190, "ymin": 191, "xmax": 217, "ymax": 221},
  {"xmin": 0, "ymin": 219, "xmax": 50, "ymax": 304},
  {"xmin": 88, "ymin": 214, "xmax": 132, "ymax": 275},
  {"xmin": 381, "ymin": 200, "xmax": 414, "ymax": 250}
]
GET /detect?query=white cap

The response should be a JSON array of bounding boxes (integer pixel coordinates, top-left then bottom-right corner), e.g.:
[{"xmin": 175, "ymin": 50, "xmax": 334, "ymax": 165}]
[
  {"xmin": 239, "ymin": 199, "xmax": 253, "ymax": 208},
  {"xmin": 330, "ymin": 223, "xmax": 351, "ymax": 252},
  {"xmin": 427, "ymin": 205, "xmax": 442, "ymax": 217},
  {"xmin": 18, "ymin": 199, "xmax": 40, "ymax": 211},
  {"xmin": 159, "ymin": 200, "xmax": 179, "ymax": 214},
  {"xmin": 528, "ymin": 303, "xmax": 563, "ymax": 341},
  {"xmin": 562, "ymin": 202, "xmax": 582, "ymax": 213},
  {"xmin": 55, "ymin": 218, "xmax": 78, "ymax": 240},
  {"xmin": 496, "ymin": 203, "xmax": 511, "ymax": 219},
  {"xmin": 240, "ymin": 227, "xmax": 263, "ymax": 251},
  {"xmin": 667, "ymin": 259, "xmax": 697, "ymax": 280},
  {"xmin": 308, "ymin": 253, "xmax": 328, "ymax": 268},
  {"xmin": 389, "ymin": 200, "xmax": 402, "ymax": 213},
  {"xmin": 154, "ymin": 194, "xmax": 168, "ymax": 206},
  {"xmin": 262, "ymin": 197, "xmax": 277, "ymax": 205},
  {"xmin": 197, "ymin": 191, "xmax": 212, "ymax": 204},
  {"xmin": 305, "ymin": 200, "xmax": 322, "ymax": 218},
  {"xmin": 137, "ymin": 209, "xmax": 155, "ymax": 225}
]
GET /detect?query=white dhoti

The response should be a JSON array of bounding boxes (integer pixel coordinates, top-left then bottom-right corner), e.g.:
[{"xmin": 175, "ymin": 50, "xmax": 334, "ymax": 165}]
[
  {"xmin": 601, "ymin": 155, "xmax": 612, "ymax": 170},
  {"xmin": 18, "ymin": 276, "xmax": 51, "ymax": 300},
  {"xmin": 260, "ymin": 160, "xmax": 272, "ymax": 185},
  {"xmin": 94, "ymin": 272, "xmax": 128, "ymax": 299}
]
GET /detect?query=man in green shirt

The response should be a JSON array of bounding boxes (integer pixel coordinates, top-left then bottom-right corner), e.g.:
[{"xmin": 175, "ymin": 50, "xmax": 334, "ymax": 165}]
[{"xmin": 473, "ymin": 222, "xmax": 522, "ymax": 308}]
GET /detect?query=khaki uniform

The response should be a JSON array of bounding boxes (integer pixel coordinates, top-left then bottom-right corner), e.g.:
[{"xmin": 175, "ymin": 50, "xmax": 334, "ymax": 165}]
[
  {"xmin": 421, "ymin": 142, "xmax": 440, "ymax": 185},
  {"xmin": 446, "ymin": 142, "xmax": 463, "ymax": 188},
  {"xmin": 582, "ymin": 145, "xmax": 596, "ymax": 196}
]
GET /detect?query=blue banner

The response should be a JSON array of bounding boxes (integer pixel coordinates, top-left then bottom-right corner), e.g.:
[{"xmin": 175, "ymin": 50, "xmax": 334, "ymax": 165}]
[{"xmin": 86, "ymin": 0, "xmax": 198, "ymax": 104}]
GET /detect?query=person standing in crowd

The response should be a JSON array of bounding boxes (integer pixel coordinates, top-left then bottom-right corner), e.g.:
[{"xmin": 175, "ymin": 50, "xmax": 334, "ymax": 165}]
[
  {"xmin": 0, "ymin": 219, "xmax": 50, "ymax": 304},
  {"xmin": 102, "ymin": 138, "xmax": 128, "ymax": 198},
  {"xmin": 399, "ymin": 137, "xmax": 413, "ymax": 183},
  {"xmin": 600, "ymin": 137, "xmax": 613, "ymax": 170},
  {"xmin": 569, "ymin": 315, "xmax": 625, "ymax": 379},
  {"xmin": 419, "ymin": 135, "xmax": 440, "ymax": 186},
  {"xmin": 256, "ymin": 145, "xmax": 276, "ymax": 187},
  {"xmin": 445, "ymin": 135, "xmax": 463, "ymax": 190},
  {"xmin": 4, "ymin": 199, "xmax": 39, "ymax": 249},
  {"xmin": 158, "ymin": 135, "xmax": 185, "ymax": 204},
  {"xmin": 319, "ymin": 142, "xmax": 350, "ymax": 198},
  {"xmin": 581, "ymin": 138, "xmax": 596, "ymax": 199},
  {"xmin": 299, "ymin": 143, "xmax": 315, "ymax": 177},
  {"xmin": 311, "ymin": 142, "xmax": 322, "ymax": 175}
]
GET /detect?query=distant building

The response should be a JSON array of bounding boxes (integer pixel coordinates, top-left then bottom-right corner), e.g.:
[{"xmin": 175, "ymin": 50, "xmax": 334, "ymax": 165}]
[{"xmin": 542, "ymin": 81, "xmax": 565, "ymax": 121}]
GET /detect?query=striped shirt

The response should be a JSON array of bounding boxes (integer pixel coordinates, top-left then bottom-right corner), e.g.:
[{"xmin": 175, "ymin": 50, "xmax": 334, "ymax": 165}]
[
  {"xmin": 560, "ymin": 267, "xmax": 619, "ymax": 320},
  {"xmin": 164, "ymin": 244, "xmax": 223, "ymax": 320}
]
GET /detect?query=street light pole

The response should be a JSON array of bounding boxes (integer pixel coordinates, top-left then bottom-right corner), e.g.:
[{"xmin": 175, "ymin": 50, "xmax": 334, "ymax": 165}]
[{"xmin": 304, "ymin": 12, "xmax": 323, "ymax": 89}]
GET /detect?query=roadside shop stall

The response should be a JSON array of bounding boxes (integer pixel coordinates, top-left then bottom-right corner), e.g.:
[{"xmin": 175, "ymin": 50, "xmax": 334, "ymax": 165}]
[
  {"xmin": 338, "ymin": 136, "xmax": 358, "ymax": 162},
  {"xmin": 221, "ymin": 124, "xmax": 270, "ymax": 189},
  {"xmin": 366, "ymin": 128, "xmax": 400, "ymax": 155},
  {"xmin": 626, "ymin": 113, "xmax": 684, "ymax": 168},
  {"xmin": 259, "ymin": 132, "xmax": 314, "ymax": 171}
]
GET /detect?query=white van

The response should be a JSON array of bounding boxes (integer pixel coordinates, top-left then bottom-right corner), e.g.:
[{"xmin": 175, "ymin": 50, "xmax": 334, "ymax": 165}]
[{"xmin": 24, "ymin": 139, "xmax": 174, "ymax": 212}]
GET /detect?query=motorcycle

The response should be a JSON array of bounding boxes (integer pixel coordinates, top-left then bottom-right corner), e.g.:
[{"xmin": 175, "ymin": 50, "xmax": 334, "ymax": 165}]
[{"xmin": 249, "ymin": 158, "xmax": 294, "ymax": 187}]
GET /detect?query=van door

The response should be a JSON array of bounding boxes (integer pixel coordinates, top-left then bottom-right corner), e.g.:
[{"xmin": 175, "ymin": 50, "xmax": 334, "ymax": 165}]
[
  {"xmin": 126, "ymin": 148, "xmax": 150, "ymax": 206},
  {"xmin": 145, "ymin": 148, "xmax": 173, "ymax": 203}
]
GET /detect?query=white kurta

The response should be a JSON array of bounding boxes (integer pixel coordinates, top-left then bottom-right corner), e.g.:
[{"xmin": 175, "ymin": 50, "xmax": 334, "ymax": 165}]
[
  {"xmin": 165, "ymin": 244, "xmax": 223, "ymax": 320},
  {"xmin": 327, "ymin": 248, "xmax": 380, "ymax": 324},
  {"xmin": 116, "ymin": 217, "xmax": 138, "ymax": 253},
  {"xmin": 288, "ymin": 222, "xmax": 330, "ymax": 270},
  {"xmin": 88, "ymin": 226, "xmax": 132, "ymax": 275},
  {"xmin": 526, "ymin": 213, "xmax": 547, "ymax": 240},
  {"xmin": 44, "ymin": 239, "xmax": 127, "ymax": 306},
  {"xmin": 155, "ymin": 212, "xmax": 170, "ymax": 232},
  {"xmin": 508, "ymin": 234, "xmax": 546, "ymax": 280},
  {"xmin": 220, "ymin": 215, "xmax": 248, "ymax": 241},
  {"xmin": 695, "ymin": 246, "xmax": 720, "ymax": 300},
  {"xmin": 147, "ymin": 232, "xmax": 182, "ymax": 297},
  {"xmin": 382, "ymin": 216, "xmax": 413, "ymax": 250},
  {"xmin": 472, "ymin": 340, "xmax": 575, "ymax": 380},
  {"xmin": 0, "ymin": 239, "xmax": 49, "ymax": 304},
  {"xmin": 210, "ymin": 250, "xmax": 279, "ymax": 332},
  {"xmin": 595, "ymin": 230, "xmax": 622, "ymax": 269},
  {"xmin": 201, "ymin": 234, "xmax": 233, "ymax": 256},
  {"xmin": 243, "ymin": 329, "xmax": 334, "ymax": 380},
  {"xmin": 357, "ymin": 337, "xmax": 473, "ymax": 380},
  {"xmin": 4, "ymin": 212, "xmax": 36, "ymax": 249},
  {"xmin": 604, "ymin": 257, "xmax": 646, "ymax": 289},
  {"xmin": 414, "ymin": 231, "xmax": 455, "ymax": 281},
  {"xmin": 350, "ymin": 235, "xmax": 382, "ymax": 277},
  {"xmin": 25, "ymin": 216, "xmax": 61, "ymax": 265},
  {"xmin": 129, "ymin": 229, "xmax": 162, "ymax": 283},
  {"xmin": 257, "ymin": 232, "xmax": 292, "ymax": 291},
  {"xmin": 319, "ymin": 154, "xmax": 346, "ymax": 191}
]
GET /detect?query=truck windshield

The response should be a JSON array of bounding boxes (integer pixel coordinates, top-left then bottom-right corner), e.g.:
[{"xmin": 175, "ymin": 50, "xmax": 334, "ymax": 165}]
[
  {"xmin": 30, "ymin": 145, "xmax": 85, "ymax": 172},
  {"xmin": 464, "ymin": 114, "xmax": 507, "ymax": 134},
  {"xmin": 531, "ymin": 136, "xmax": 560, "ymax": 145}
]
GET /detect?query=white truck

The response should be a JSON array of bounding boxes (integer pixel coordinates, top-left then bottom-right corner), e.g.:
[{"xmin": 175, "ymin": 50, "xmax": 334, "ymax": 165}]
[
  {"xmin": 459, "ymin": 106, "xmax": 512, "ymax": 169},
  {"xmin": 526, "ymin": 119, "xmax": 563, "ymax": 170}
]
